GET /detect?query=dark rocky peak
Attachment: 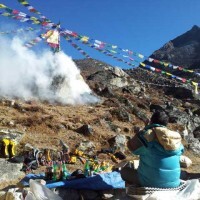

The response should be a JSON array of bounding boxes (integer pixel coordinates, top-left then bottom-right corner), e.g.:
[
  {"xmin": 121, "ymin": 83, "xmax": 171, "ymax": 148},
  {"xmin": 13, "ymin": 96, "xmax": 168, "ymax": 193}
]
[
  {"xmin": 172, "ymin": 25, "xmax": 200, "ymax": 48},
  {"xmin": 151, "ymin": 25, "xmax": 200, "ymax": 69}
]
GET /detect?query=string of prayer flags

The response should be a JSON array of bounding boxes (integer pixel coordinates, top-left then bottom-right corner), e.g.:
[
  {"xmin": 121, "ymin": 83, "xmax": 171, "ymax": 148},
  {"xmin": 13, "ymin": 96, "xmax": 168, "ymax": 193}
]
[
  {"xmin": 65, "ymin": 37, "xmax": 91, "ymax": 59},
  {"xmin": 139, "ymin": 61, "xmax": 199, "ymax": 93},
  {"xmin": 1, "ymin": 1, "xmax": 199, "ymax": 94},
  {"xmin": 3, "ymin": 1, "xmax": 200, "ymax": 78},
  {"xmin": 70, "ymin": 35, "xmax": 136, "ymax": 67},
  {"xmin": 0, "ymin": 27, "xmax": 44, "ymax": 35},
  {"xmin": 18, "ymin": 0, "xmax": 50, "ymax": 22},
  {"xmin": 24, "ymin": 34, "xmax": 43, "ymax": 48}
]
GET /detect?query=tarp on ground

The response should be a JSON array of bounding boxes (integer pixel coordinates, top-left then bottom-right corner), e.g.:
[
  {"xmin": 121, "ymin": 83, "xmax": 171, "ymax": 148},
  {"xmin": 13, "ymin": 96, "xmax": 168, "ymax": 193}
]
[{"xmin": 20, "ymin": 171, "xmax": 125, "ymax": 190}]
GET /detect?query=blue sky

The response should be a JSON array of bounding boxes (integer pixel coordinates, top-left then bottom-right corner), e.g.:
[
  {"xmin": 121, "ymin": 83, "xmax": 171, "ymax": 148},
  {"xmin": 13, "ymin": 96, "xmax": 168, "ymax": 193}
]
[{"xmin": 0, "ymin": 0, "xmax": 200, "ymax": 68}]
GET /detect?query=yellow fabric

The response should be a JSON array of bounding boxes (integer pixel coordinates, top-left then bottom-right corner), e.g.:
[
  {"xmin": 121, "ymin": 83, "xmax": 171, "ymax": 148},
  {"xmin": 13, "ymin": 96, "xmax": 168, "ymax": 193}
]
[
  {"xmin": 21, "ymin": 2, "xmax": 28, "ymax": 5},
  {"xmin": 46, "ymin": 30, "xmax": 59, "ymax": 44},
  {"xmin": 164, "ymin": 63, "xmax": 169, "ymax": 67},
  {"xmin": 2, "ymin": 138, "xmax": 10, "ymax": 145},
  {"xmin": 2, "ymin": 138, "xmax": 9, "ymax": 156},
  {"xmin": 81, "ymin": 36, "xmax": 89, "ymax": 42},
  {"xmin": 9, "ymin": 140, "xmax": 16, "ymax": 157},
  {"xmin": 70, "ymin": 156, "xmax": 77, "ymax": 164},
  {"xmin": 166, "ymin": 72, "xmax": 172, "ymax": 76},
  {"xmin": 192, "ymin": 82, "xmax": 198, "ymax": 94},
  {"xmin": 140, "ymin": 62, "xmax": 145, "ymax": 67},
  {"xmin": 144, "ymin": 127, "xmax": 182, "ymax": 151},
  {"xmin": 30, "ymin": 17, "xmax": 37, "ymax": 21},
  {"xmin": 2, "ymin": 13, "xmax": 10, "ymax": 16},
  {"xmin": 33, "ymin": 21, "xmax": 40, "ymax": 24},
  {"xmin": 45, "ymin": 150, "xmax": 52, "ymax": 161},
  {"xmin": 0, "ymin": 4, "xmax": 6, "ymax": 8}
]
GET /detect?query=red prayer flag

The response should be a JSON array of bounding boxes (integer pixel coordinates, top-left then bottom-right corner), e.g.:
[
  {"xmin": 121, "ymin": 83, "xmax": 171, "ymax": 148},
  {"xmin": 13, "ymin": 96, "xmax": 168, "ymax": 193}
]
[
  {"xmin": 153, "ymin": 59, "xmax": 160, "ymax": 64},
  {"xmin": 155, "ymin": 68, "xmax": 161, "ymax": 72}
]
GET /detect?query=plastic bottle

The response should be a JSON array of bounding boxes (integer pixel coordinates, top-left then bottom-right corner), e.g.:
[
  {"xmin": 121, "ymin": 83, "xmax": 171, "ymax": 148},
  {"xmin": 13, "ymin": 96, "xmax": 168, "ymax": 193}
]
[
  {"xmin": 52, "ymin": 162, "xmax": 58, "ymax": 181},
  {"xmin": 62, "ymin": 163, "xmax": 69, "ymax": 180},
  {"xmin": 84, "ymin": 160, "xmax": 90, "ymax": 177}
]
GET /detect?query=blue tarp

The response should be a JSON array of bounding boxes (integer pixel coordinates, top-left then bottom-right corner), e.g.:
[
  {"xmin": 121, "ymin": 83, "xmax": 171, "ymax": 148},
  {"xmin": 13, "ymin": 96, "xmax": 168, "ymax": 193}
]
[{"xmin": 20, "ymin": 172, "xmax": 125, "ymax": 190}]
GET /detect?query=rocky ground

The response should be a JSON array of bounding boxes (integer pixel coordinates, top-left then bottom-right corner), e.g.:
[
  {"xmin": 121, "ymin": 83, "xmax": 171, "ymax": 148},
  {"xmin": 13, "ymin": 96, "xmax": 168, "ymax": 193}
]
[{"xmin": 0, "ymin": 58, "xmax": 200, "ymax": 199}]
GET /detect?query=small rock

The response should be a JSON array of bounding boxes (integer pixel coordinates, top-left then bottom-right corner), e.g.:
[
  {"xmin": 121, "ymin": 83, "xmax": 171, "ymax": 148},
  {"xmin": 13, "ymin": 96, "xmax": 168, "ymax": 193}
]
[{"xmin": 180, "ymin": 155, "xmax": 192, "ymax": 168}]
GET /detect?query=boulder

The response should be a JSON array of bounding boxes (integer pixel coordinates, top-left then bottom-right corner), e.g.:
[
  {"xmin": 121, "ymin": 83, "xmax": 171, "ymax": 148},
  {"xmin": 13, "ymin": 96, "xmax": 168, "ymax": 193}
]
[
  {"xmin": 164, "ymin": 87, "xmax": 194, "ymax": 100},
  {"xmin": 78, "ymin": 141, "xmax": 95, "ymax": 155},
  {"xmin": 0, "ymin": 159, "xmax": 24, "ymax": 186},
  {"xmin": 108, "ymin": 134, "xmax": 127, "ymax": 153},
  {"xmin": 99, "ymin": 87, "xmax": 115, "ymax": 98},
  {"xmin": 166, "ymin": 110, "xmax": 189, "ymax": 124},
  {"xmin": 149, "ymin": 104, "xmax": 166, "ymax": 112},
  {"xmin": 187, "ymin": 135, "xmax": 200, "ymax": 154},
  {"xmin": 110, "ymin": 77, "xmax": 129, "ymax": 87},
  {"xmin": 76, "ymin": 125, "xmax": 93, "ymax": 136},
  {"xmin": 111, "ymin": 67, "xmax": 129, "ymax": 78},
  {"xmin": 110, "ymin": 108, "xmax": 132, "ymax": 122},
  {"xmin": 193, "ymin": 126, "xmax": 200, "ymax": 139},
  {"xmin": 122, "ymin": 85, "xmax": 142, "ymax": 95}
]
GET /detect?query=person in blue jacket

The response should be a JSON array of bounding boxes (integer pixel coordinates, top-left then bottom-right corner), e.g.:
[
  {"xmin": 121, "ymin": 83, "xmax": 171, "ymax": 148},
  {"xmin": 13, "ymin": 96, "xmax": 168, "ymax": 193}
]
[{"xmin": 121, "ymin": 111, "xmax": 184, "ymax": 188}]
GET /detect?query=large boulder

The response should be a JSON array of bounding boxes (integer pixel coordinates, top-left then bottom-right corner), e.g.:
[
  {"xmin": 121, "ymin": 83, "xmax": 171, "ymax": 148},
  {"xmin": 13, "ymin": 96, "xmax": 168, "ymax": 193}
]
[
  {"xmin": 164, "ymin": 87, "xmax": 194, "ymax": 100},
  {"xmin": 110, "ymin": 77, "xmax": 129, "ymax": 87},
  {"xmin": 166, "ymin": 110, "xmax": 189, "ymax": 124},
  {"xmin": 0, "ymin": 159, "xmax": 24, "ymax": 186}
]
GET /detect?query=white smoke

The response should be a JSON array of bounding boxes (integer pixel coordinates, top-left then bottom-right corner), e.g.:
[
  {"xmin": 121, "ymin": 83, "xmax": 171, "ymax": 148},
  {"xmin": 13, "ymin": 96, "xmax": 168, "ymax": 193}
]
[{"xmin": 0, "ymin": 35, "xmax": 99, "ymax": 104}]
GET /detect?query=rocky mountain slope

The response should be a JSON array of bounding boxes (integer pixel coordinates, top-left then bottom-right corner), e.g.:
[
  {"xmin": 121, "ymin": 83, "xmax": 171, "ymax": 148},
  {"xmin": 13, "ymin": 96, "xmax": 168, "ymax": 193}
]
[
  {"xmin": 135, "ymin": 25, "xmax": 200, "ymax": 86},
  {"xmin": 152, "ymin": 25, "xmax": 200, "ymax": 69}
]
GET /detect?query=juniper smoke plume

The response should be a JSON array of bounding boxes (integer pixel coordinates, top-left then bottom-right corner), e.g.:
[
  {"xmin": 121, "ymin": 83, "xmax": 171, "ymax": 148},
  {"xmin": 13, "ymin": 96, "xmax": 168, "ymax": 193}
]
[{"xmin": 0, "ymin": 35, "xmax": 99, "ymax": 104}]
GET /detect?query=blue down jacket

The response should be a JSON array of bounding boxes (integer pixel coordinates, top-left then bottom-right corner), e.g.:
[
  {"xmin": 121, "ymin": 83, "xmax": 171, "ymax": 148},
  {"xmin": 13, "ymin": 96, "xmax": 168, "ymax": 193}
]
[{"xmin": 133, "ymin": 124, "xmax": 184, "ymax": 188}]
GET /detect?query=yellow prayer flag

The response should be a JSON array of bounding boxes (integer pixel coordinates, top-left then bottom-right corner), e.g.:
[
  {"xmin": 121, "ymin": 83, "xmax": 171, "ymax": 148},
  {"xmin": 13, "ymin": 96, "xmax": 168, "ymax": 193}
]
[
  {"xmin": 81, "ymin": 36, "xmax": 89, "ymax": 42},
  {"xmin": 166, "ymin": 72, "xmax": 172, "ymax": 76},
  {"xmin": 2, "ymin": 12, "xmax": 10, "ymax": 16},
  {"xmin": 33, "ymin": 21, "xmax": 40, "ymax": 24},
  {"xmin": 21, "ymin": 1, "xmax": 28, "ymax": 5},
  {"xmin": 164, "ymin": 63, "xmax": 168, "ymax": 67},
  {"xmin": 187, "ymin": 70, "xmax": 194, "ymax": 73},
  {"xmin": 192, "ymin": 81, "xmax": 198, "ymax": 86},
  {"xmin": 0, "ymin": 4, "xmax": 6, "ymax": 8},
  {"xmin": 140, "ymin": 62, "xmax": 145, "ymax": 67},
  {"xmin": 30, "ymin": 17, "xmax": 37, "ymax": 21},
  {"xmin": 192, "ymin": 82, "xmax": 198, "ymax": 94}
]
